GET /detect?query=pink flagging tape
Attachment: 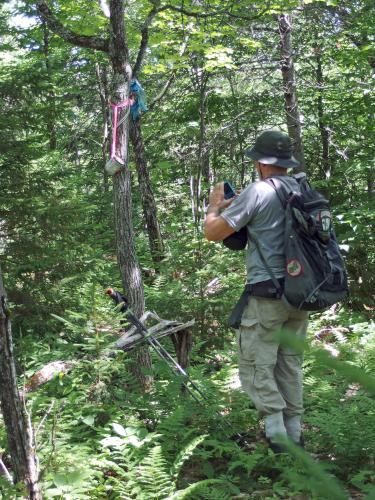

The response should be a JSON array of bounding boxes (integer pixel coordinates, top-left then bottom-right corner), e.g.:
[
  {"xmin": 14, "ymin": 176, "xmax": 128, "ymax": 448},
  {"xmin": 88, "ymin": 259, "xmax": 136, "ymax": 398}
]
[{"xmin": 110, "ymin": 98, "xmax": 134, "ymax": 160}]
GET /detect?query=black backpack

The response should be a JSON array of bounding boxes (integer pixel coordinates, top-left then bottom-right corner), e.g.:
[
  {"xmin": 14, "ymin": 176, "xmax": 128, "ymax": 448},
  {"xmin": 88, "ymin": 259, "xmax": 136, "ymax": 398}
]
[{"xmin": 224, "ymin": 174, "xmax": 349, "ymax": 311}]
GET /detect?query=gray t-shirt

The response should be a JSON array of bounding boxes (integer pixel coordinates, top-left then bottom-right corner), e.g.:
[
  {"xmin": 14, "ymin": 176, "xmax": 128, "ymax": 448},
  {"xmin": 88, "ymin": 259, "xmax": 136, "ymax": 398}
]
[{"xmin": 221, "ymin": 176, "xmax": 300, "ymax": 284}]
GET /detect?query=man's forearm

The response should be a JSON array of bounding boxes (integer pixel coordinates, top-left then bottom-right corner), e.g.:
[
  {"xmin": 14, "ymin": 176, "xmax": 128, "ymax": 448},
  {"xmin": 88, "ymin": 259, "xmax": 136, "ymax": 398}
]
[
  {"xmin": 206, "ymin": 204, "xmax": 220, "ymax": 217},
  {"xmin": 204, "ymin": 205, "xmax": 234, "ymax": 241}
]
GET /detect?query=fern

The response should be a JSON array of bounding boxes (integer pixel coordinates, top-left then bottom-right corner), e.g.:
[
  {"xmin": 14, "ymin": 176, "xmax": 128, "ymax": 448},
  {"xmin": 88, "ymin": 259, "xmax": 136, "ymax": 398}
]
[
  {"xmin": 170, "ymin": 479, "xmax": 233, "ymax": 499},
  {"xmin": 99, "ymin": 428, "xmax": 211, "ymax": 500},
  {"xmin": 170, "ymin": 434, "xmax": 208, "ymax": 481},
  {"xmin": 151, "ymin": 274, "xmax": 168, "ymax": 290},
  {"xmin": 228, "ymin": 450, "xmax": 263, "ymax": 474},
  {"xmin": 157, "ymin": 405, "xmax": 194, "ymax": 443},
  {"xmin": 100, "ymin": 449, "xmax": 143, "ymax": 499},
  {"xmin": 191, "ymin": 487, "xmax": 233, "ymax": 500},
  {"xmin": 137, "ymin": 445, "xmax": 175, "ymax": 499},
  {"xmin": 281, "ymin": 438, "xmax": 347, "ymax": 500}
]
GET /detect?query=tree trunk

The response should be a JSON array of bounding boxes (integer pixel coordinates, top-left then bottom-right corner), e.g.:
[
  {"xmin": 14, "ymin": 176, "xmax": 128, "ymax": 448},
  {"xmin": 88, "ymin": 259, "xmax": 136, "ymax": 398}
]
[
  {"xmin": 109, "ymin": 0, "xmax": 152, "ymax": 385},
  {"xmin": 228, "ymin": 76, "xmax": 246, "ymax": 185},
  {"xmin": 96, "ymin": 63, "xmax": 110, "ymax": 192},
  {"xmin": 196, "ymin": 73, "xmax": 210, "ymax": 225},
  {"xmin": 0, "ymin": 266, "xmax": 41, "ymax": 499},
  {"xmin": 109, "ymin": 0, "xmax": 143, "ymax": 315},
  {"xmin": 36, "ymin": 0, "xmax": 152, "ymax": 385},
  {"xmin": 171, "ymin": 330, "xmax": 192, "ymax": 371},
  {"xmin": 189, "ymin": 56, "xmax": 210, "ymax": 228},
  {"xmin": 278, "ymin": 13, "xmax": 305, "ymax": 171},
  {"xmin": 199, "ymin": 76, "xmax": 210, "ymax": 187},
  {"xmin": 129, "ymin": 117, "xmax": 165, "ymax": 266},
  {"xmin": 315, "ymin": 47, "xmax": 331, "ymax": 180},
  {"xmin": 367, "ymin": 168, "xmax": 374, "ymax": 197}
]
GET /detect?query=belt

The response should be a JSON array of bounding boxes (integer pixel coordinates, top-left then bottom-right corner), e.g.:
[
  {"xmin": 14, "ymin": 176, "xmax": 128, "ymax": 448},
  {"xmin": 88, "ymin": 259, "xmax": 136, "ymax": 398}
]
[
  {"xmin": 249, "ymin": 279, "xmax": 284, "ymax": 299},
  {"xmin": 228, "ymin": 279, "xmax": 284, "ymax": 329}
]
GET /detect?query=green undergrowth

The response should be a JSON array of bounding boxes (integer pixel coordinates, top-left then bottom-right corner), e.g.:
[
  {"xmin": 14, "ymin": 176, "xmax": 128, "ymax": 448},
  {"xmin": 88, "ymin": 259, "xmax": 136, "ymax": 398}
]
[{"xmin": 1, "ymin": 287, "xmax": 374, "ymax": 499}]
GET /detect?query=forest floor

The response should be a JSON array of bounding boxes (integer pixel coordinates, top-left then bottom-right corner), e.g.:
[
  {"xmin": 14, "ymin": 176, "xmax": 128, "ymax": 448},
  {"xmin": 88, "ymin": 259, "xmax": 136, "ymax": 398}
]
[{"xmin": 1, "ymin": 304, "xmax": 374, "ymax": 499}]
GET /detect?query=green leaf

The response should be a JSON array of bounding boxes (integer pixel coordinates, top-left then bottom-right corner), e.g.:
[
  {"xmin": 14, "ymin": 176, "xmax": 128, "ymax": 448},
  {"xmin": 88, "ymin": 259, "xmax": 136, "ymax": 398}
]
[
  {"xmin": 81, "ymin": 415, "xmax": 95, "ymax": 426},
  {"xmin": 100, "ymin": 436, "xmax": 124, "ymax": 448},
  {"xmin": 53, "ymin": 470, "xmax": 88, "ymax": 487},
  {"xmin": 112, "ymin": 422, "xmax": 127, "ymax": 437}
]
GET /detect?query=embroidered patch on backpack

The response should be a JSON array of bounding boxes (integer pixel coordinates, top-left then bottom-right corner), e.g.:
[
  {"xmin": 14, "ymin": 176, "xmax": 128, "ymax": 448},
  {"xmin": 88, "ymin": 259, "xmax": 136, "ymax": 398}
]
[
  {"xmin": 286, "ymin": 259, "xmax": 303, "ymax": 277},
  {"xmin": 318, "ymin": 210, "xmax": 332, "ymax": 232}
]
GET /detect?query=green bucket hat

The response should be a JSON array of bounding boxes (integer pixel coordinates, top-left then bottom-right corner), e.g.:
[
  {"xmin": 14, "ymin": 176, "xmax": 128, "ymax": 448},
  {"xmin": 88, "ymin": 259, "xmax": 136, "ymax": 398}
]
[{"xmin": 246, "ymin": 130, "xmax": 300, "ymax": 168}]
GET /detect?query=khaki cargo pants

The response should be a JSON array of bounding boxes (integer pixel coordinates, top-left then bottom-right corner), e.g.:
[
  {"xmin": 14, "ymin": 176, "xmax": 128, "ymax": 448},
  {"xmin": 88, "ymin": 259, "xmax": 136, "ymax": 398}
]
[{"xmin": 237, "ymin": 296, "xmax": 308, "ymax": 417}]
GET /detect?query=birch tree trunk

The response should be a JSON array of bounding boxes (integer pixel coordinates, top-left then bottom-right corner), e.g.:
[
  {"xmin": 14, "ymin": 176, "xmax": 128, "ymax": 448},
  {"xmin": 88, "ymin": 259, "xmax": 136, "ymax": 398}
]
[
  {"xmin": 278, "ymin": 13, "xmax": 305, "ymax": 172},
  {"xmin": 0, "ymin": 266, "xmax": 41, "ymax": 499},
  {"xmin": 129, "ymin": 118, "xmax": 165, "ymax": 266}
]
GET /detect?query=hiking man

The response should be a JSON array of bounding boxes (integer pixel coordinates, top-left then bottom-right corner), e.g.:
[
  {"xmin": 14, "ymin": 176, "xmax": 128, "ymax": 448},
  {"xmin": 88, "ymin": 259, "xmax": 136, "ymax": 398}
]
[{"xmin": 204, "ymin": 130, "xmax": 308, "ymax": 451}]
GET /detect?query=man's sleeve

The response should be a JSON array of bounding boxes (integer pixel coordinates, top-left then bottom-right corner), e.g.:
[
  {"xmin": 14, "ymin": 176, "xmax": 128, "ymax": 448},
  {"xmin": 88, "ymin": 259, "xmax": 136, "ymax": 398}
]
[{"xmin": 221, "ymin": 183, "xmax": 259, "ymax": 231}]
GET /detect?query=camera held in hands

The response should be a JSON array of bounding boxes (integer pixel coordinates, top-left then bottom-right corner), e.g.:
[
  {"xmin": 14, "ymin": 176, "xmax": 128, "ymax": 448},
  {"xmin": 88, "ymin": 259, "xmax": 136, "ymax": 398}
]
[{"xmin": 224, "ymin": 181, "xmax": 236, "ymax": 200}]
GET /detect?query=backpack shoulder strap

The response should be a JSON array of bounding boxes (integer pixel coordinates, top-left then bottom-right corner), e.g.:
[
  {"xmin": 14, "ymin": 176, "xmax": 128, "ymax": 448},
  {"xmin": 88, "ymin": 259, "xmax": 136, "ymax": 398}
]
[
  {"xmin": 264, "ymin": 177, "xmax": 288, "ymax": 209},
  {"xmin": 248, "ymin": 233, "xmax": 284, "ymax": 298}
]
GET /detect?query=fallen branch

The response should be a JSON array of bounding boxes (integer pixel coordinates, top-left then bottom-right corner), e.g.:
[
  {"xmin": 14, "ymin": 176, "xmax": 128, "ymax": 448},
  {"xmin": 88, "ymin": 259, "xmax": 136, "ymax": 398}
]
[
  {"xmin": 24, "ymin": 361, "xmax": 75, "ymax": 393},
  {"xmin": 115, "ymin": 310, "xmax": 195, "ymax": 350}
]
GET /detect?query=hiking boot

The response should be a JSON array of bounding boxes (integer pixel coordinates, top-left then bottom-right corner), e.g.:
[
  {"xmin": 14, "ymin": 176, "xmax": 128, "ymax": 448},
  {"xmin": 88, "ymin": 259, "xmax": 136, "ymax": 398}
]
[
  {"xmin": 298, "ymin": 434, "xmax": 305, "ymax": 448},
  {"xmin": 266, "ymin": 438, "xmax": 287, "ymax": 455},
  {"xmin": 265, "ymin": 412, "xmax": 287, "ymax": 436},
  {"xmin": 284, "ymin": 414, "xmax": 302, "ymax": 443},
  {"xmin": 267, "ymin": 435, "xmax": 305, "ymax": 455}
]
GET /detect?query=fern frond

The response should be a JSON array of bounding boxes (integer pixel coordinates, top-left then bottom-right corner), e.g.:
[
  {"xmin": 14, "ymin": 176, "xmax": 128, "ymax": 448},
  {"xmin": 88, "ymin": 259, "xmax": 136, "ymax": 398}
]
[
  {"xmin": 157, "ymin": 405, "xmax": 195, "ymax": 447},
  {"xmin": 228, "ymin": 450, "xmax": 263, "ymax": 473},
  {"xmin": 170, "ymin": 479, "xmax": 231, "ymax": 499},
  {"xmin": 137, "ymin": 445, "xmax": 175, "ymax": 499},
  {"xmin": 170, "ymin": 434, "xmax": 208, "ymax": 482},
  {"xmin": 104, "ymin": 476, "xmax": 134, "ymax": 500},
  {"xmin": 151, "ymin": 274, "xmax": 168, "ymax": 290},
  {"xmin": 193, "ymin": 487, "xmax": 233, "ymax": 500}
]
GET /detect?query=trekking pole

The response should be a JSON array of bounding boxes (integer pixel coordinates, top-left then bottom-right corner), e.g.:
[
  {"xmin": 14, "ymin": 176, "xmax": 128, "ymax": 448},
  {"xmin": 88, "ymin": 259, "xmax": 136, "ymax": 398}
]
[{"xmin": 105, "ymin": 288, "xmax": 247, "ymax": 446}]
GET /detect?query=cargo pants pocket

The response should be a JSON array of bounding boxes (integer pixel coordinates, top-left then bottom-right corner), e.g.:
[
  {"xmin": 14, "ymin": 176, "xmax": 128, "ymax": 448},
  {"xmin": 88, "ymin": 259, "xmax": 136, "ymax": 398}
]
[{"xmin": 236, "ymin": 297, "xmax": 289, "ymax": 414}]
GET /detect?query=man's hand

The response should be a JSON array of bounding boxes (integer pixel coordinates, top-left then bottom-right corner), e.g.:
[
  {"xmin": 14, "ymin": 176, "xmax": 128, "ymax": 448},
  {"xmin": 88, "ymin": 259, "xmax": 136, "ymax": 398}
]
[
  {"xmin": 204, "ymin": 182, "xmax": 236, "ymax": 241},
  {"xmin": 208, "ymin": 182, "xmax": 235, "ymax": 210}
]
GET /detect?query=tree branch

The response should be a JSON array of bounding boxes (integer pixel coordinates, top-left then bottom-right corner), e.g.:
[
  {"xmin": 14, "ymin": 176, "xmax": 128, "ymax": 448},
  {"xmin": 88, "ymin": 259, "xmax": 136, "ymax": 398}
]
[
  {"xmin": 132, "ymin": 1, "xmax": 161, "ymax": 79},
  {"xmin": 158, "ymin": 3, "xmax": 228, "ymax": 18},
  {"xmin": 157, "ymin": 2, "xmax": 271, "ymax": 21},
  {"xmin": 149, "ymin": 72, "xmax": 176, "ymax": 110},
  {"xmin": 227, "ymin": 0, "xmax": 273, "ymax": 21},
  {"xmin": 98, "ymin": 0, "xmax": 110, "ymax": 18},
  {"xmin": 36, "ymin": 0, "xmax": 110, "ymax": 53},
  {"xmin": 149, "ymin": 36, "xmax": 189, "ymax": 109}
]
